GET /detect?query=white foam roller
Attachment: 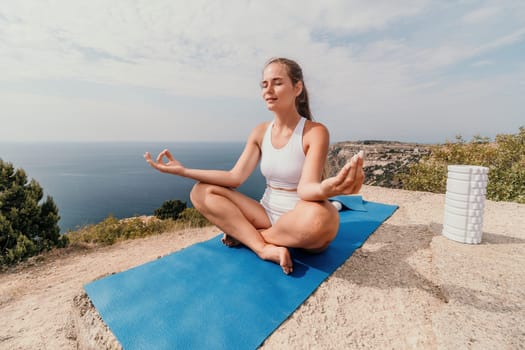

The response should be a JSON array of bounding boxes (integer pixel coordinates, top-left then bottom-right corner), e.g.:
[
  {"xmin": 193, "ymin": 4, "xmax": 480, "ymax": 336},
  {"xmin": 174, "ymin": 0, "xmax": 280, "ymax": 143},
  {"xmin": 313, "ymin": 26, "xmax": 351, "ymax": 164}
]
[
  {"xmin": 443, "ymin": 211, "xmax": 484, "ymax": 230},
  {"xmin": 446, "ymin": 179, "xmax": 487, "ymax": 195},
  {"xmin": 444, "ymin": 204, "xmax": 483, "ymax": 217},
  {"xmin": 442, "ymin": 228, "xmax": 482, "ymax": 244},
  {"xmin": 448, "ymin": 165, "xmax": 489, "ymax": 174},
  {"xmin": 447, "ymin": 172, "xmax": 488, "ymax": 182},
  {"xmin": 443, "ymin": 224, "xmax": 482, "ymax": 238},
  {"xmin": 445, "ymin": 192, "xmax": 486, "ymax": 204},
  {"xmin": 443, "ymin": 223, "xmax": 482, "ymax": 236},
  {"xmin": 442, "ymin": 165, "xmax": 489, "ymax": 244},
  {"xmin": 445, "ymin": 197, "xmax": 485, "ymax": 210}
]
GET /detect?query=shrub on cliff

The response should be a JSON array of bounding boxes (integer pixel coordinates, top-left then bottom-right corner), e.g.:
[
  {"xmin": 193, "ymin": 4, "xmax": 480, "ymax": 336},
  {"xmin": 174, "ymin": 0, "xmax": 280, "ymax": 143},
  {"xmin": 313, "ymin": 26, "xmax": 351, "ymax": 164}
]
[
  {"xmin": 401, "ymin": 127, "xmax": 525, "ymax": 203},
  {"xmin": 154, "ymin": 199, "xmax": 187, "ymax": 220},
  {"xmin": 0, "ymin": 160, "xmax": 67, "ymax": 265},
  {"xmin": 66, "ymin": 215, "xmax": 176, "ymax": 246},
  {"xmin": 66, "ymin": 205, "xmax": 209, "ymax": 247},
  {"xmin": 154, "ymin": 200, "xmax": 209, "ymax": 227}
]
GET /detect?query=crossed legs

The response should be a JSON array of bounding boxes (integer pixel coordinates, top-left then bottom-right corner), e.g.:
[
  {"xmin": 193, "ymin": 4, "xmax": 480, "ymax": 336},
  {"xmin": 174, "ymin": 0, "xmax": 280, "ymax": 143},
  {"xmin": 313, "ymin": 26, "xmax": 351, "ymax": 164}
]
[{"xmin": 190, "ymin": 182, "xmax": 340, "ymax": 274}]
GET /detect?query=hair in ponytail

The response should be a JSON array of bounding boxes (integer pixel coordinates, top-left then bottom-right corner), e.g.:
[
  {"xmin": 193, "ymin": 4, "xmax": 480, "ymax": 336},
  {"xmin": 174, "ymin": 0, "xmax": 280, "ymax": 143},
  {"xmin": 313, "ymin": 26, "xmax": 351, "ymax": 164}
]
[{"xmin": 264, "ymin": 58, "xmax": 313, "ymax": 121}]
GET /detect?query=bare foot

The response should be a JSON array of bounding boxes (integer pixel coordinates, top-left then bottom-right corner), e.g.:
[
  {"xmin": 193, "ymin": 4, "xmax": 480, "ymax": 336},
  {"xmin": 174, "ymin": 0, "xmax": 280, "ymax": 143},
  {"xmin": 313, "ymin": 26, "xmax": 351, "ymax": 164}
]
[
  {"xmin": 261, "ymin": 244, "xmax": 293, "ymax": 275},
  {"xmin": 221, "ymin": 233, "xmax": 240, "ymax": 247}
]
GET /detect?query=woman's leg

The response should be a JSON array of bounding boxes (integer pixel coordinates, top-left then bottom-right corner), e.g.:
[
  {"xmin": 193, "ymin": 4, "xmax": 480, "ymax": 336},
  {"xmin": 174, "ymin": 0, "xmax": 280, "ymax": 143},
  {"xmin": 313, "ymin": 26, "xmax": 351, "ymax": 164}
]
[
  {"xmin": 190, "ymin": 182, "xmax": 293, "ymax": 274},
  {"xmin": 260, "ymin": 200, "xmax": 340, "ymax": 251}
]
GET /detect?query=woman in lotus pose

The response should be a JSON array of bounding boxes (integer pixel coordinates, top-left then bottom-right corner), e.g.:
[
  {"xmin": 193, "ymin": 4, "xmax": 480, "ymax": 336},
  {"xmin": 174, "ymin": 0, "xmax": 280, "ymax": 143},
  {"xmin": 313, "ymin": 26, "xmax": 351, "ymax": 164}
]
[{"xmin": 144, "ymin": 57, "xmax": 364, "ymax": 274}]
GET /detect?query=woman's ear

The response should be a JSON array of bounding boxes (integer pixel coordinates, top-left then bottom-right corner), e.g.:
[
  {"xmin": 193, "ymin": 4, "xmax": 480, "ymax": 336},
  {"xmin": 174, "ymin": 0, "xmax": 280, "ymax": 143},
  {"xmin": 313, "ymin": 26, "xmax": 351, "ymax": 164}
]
[{"xmin": 294, "ymin": 80, "xmax": 303, "ymax": 97}]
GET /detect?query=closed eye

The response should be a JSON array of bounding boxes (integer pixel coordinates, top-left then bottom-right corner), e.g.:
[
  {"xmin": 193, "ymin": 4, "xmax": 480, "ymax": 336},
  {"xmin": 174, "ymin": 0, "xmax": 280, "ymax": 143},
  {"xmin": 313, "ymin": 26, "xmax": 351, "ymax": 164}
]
[{"xmin": 260, "ymin": 78, "xmax": 283, "ymax": 88}]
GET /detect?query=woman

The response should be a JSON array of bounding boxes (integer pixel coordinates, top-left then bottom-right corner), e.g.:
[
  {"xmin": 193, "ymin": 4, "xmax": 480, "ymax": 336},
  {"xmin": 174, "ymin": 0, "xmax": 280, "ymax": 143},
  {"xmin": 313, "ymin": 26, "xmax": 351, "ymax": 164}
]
[{"xmin": 144, "ymin": 57, "xmax": 364, "ymax": 274}]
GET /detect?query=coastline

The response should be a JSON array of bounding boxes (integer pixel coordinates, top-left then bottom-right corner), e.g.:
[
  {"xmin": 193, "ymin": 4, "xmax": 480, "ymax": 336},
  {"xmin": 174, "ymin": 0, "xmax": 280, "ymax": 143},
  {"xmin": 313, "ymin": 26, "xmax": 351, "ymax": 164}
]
[
  {"xmin": 0, "ymin": 141, "xmax": 265, "ymax": 232},
  {"xmin": 1, "ymin": 185, "xmax": 524, "ymax": 349}
]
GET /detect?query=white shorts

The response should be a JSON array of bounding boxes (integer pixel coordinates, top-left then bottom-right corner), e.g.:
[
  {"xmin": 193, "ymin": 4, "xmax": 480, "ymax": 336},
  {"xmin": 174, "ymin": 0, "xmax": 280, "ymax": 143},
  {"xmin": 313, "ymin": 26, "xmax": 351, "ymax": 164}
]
[{"xmin": 260, "ymin": 186, "xmax": 300, "ymax": 225}]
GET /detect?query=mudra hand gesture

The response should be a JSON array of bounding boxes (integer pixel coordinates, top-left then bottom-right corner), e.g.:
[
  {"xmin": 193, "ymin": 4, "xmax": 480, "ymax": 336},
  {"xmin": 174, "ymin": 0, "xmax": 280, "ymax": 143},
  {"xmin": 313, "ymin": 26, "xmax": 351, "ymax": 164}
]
[
  {"xmin": 320, "ymin": 151, "xmax": 364, "ymax": 198},
  {"xmin": 144, "ymin": 149, "xmax": 184, "ymax": 175}
]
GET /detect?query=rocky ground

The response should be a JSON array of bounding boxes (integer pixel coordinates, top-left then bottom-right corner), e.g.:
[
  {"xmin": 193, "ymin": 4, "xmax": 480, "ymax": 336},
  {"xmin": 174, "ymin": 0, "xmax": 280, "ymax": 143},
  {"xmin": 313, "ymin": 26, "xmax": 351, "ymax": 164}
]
[{"xmin": 1, "ymin": 185, "xmax": 524, "ymax": 349}]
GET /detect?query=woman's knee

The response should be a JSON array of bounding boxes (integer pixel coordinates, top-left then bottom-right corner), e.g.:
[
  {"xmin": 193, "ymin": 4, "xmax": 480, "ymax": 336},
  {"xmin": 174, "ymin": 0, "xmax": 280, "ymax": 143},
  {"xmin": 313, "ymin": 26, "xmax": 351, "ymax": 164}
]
[
  {"xmin": 300, "ymin": 201, "xmax": 339, "ymax": 243},
  {"xmin": 190, "ymin": 182, "xmax": 211, "ymax": 210},
  {"xmin": 190, "ymin": 182, "xmax": 230, "ymax": 211},
  {"xmin": 301, "ymin": 200, "xmax": 338, "ymax": 226}
]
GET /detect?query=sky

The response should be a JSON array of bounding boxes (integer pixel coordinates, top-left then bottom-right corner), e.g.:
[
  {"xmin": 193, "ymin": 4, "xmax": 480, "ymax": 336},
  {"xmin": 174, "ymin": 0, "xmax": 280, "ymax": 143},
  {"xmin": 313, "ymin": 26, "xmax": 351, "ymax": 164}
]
[{"xmin": 0, "ymin": 0, "xmax": 524, "ymax": 144}]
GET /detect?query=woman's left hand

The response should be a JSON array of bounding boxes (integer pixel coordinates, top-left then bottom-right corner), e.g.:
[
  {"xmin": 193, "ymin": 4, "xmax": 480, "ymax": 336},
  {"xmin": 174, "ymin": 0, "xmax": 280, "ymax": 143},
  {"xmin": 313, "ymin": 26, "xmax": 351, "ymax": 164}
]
[{"xmin": 320, "ymin": 152, "xmax": 364, "ymax": 197}]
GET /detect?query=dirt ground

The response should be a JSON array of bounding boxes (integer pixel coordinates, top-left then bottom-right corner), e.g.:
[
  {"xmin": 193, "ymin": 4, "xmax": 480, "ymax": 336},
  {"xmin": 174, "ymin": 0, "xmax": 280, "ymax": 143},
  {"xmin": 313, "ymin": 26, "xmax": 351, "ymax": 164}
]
[{"xmin": 1, "ymin": 185, "xmax": 524, "ymax": 349}]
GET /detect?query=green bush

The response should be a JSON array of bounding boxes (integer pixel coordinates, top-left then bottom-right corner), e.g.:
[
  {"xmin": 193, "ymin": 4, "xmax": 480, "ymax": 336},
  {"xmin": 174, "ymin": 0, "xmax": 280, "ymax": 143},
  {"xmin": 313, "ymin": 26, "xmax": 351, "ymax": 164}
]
[
  {"xmin": 401, "ymin": 127, "xmax": 525, "ymax": 203},
  {"xmin": 1, "ymin": 160, "xmax": 67, "ymax": 265},
  {"xmin": 154, "ymin": 199, "xmax": 187, "ymax": 220}
]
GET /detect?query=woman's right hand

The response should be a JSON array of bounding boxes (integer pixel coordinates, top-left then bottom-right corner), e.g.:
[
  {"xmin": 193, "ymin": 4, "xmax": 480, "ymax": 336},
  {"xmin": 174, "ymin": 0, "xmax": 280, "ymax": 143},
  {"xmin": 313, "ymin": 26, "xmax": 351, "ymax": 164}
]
[{"xmin": 144, "ymin": 149, "xmax": 185, "ymax": 175}]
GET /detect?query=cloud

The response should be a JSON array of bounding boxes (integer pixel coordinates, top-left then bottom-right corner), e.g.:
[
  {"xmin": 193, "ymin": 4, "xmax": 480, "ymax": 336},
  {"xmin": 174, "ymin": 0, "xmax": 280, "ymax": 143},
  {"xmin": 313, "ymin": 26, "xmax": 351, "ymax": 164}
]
[
  {"xmin": 305, "ymin": 0, "xmax": 429, "ymax": 33},
  {"xmin": 462, "ymin": 6, "xmax": 500, "ymax": 24},
  {"xmin": 0, "ymin": 0, "xmax": 524, "ymax": 143},
  {"xmin": 0, "ymin": 1, "xmax": 428, "ymax": 85},
  {"xmin": 471, "ymin": 60, "xmax": 493, "ymax": 67}
]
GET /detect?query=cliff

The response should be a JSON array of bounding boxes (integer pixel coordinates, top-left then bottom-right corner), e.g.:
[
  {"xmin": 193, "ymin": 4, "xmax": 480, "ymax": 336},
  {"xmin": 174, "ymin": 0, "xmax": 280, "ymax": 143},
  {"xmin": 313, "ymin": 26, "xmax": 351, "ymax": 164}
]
[{"xmin": 327, "ymin": 141, "xmax": 432, "ymax": 188}]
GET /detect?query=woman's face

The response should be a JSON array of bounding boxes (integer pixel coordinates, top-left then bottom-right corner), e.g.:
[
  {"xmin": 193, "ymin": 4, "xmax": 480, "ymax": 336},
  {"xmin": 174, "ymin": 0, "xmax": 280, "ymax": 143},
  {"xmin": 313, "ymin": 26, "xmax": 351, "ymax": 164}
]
[{"xmin": 261, "ymin": 62, "xmax": 302, "ymax": 112}]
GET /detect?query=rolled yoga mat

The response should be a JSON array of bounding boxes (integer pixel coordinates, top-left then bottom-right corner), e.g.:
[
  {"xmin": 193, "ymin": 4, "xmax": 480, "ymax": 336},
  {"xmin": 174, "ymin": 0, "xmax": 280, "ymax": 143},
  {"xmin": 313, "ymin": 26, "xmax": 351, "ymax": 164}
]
[{"xmin": 84, "ymin": 197, "xmax": 398, "ymax": 349}]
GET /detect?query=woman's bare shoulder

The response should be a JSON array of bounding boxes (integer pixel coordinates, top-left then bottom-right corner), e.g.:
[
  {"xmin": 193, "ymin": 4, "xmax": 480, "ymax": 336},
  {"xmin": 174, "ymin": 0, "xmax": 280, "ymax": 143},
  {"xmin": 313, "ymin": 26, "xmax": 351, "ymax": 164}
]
[
  {"xmin": 304, "ymin": 120, "xmax": 329, "ymax": 139},
  {"xmin": 254, "ymin": 121, "xmax": 271, "ymax": 132},
  {"xmin": 249, "ymin": 121, "xmax": 271, "ymax": 143}
]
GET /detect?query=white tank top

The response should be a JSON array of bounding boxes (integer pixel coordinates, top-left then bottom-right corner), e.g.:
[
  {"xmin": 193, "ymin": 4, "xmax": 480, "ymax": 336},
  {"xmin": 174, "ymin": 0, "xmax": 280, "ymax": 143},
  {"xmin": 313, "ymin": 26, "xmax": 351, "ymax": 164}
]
[{"xmin": 260, "ymin": 117, "xmax": 306, "ymax": 190}]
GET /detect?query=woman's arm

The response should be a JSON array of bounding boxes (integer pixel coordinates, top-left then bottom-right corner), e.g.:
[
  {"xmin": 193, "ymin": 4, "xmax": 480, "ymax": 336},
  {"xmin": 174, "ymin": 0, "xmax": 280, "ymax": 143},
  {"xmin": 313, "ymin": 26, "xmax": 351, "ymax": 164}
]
[
  {"xmin": 144, "ymin": 123, "xmax": 267, "ymax": 188},
  {"xmin": 297, "ymin": 122, "xmax": 364, "ymax": 201}
]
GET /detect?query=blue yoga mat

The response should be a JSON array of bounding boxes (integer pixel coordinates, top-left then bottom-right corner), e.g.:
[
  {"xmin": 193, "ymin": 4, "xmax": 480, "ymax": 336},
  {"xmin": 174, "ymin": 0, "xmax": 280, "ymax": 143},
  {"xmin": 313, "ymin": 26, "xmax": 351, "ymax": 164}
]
[{"xmin": 84, "ymin": 199, "xmax": 397, "ymax": 349}]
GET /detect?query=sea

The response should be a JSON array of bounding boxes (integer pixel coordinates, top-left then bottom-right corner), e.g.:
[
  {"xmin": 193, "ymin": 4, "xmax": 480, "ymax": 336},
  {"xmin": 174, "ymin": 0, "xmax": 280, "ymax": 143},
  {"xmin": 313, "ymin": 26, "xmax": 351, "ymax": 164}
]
[{"xmin": 0, "ymin": 142, "xmax": 265, "ymax": 232}]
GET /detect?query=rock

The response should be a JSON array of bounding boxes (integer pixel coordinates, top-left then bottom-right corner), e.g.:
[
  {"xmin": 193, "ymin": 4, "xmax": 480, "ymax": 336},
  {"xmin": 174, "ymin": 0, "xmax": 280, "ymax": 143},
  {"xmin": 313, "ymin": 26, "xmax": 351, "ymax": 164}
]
[{"xmin": 68, "ymin": 292, "xmax": 122, "ymax": 349}]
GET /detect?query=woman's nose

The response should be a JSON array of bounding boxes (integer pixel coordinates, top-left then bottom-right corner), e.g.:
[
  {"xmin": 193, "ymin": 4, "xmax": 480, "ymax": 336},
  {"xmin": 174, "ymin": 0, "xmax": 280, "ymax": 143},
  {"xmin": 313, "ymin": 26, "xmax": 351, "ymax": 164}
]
[{"xmin": 261, "ymin": 86, "xmax": 272, "ymax": 96}]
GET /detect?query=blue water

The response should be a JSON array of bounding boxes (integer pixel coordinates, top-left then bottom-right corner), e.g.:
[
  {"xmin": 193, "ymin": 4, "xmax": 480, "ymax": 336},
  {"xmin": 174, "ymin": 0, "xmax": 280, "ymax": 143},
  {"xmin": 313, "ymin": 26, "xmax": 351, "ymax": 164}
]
[{"xmin": 0, "ymin": 142, "xmax": 265, "ymax": 232}]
